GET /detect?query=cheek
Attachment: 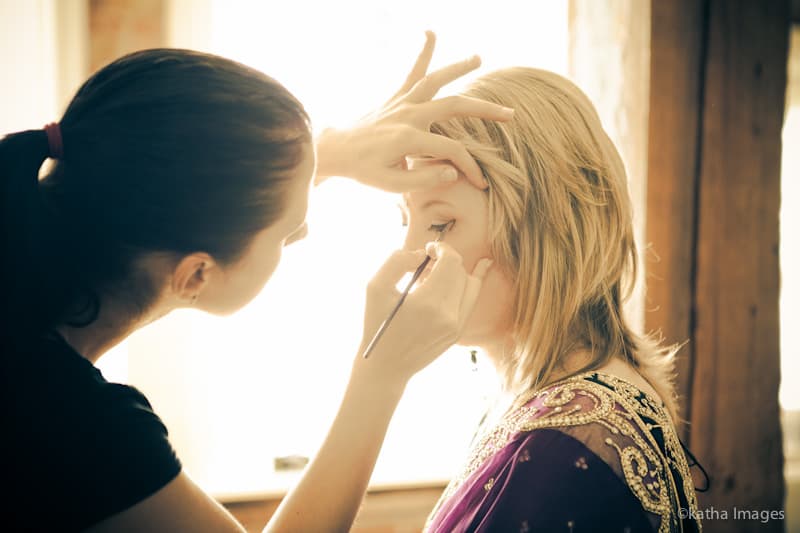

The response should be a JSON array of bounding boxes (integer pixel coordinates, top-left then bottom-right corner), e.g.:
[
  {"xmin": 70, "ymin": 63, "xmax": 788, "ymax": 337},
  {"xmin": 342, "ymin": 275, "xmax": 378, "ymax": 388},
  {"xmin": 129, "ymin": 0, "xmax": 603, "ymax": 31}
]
[
  {"xmin": 408, "ymin": 234, "xmax": 493, "ymax": 290},
  {"xmin": 224, "ymin": 245, "xmax": 283, "ymax": 312},
  {"xmin": 248, "ymin": 245, "xmax": 283, "ymax": 293},
  {"xmin": 403, "ymin": 227, "xmax": 490, "ymax": 268},
  {"xmin": 402, "ymin": 225, "xmax": 431, "ymax": 252},
  {"xmin": 462, "ymin": 266, "xmax": 515, "ymax": 339}
]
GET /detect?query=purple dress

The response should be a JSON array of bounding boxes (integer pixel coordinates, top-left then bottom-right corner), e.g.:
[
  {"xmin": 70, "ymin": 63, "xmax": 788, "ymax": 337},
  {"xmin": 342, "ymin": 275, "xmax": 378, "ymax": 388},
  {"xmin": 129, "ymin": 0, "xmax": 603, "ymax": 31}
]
[{"xmin": 424, "ymin": 372, "xmax": 703, "ymax": 533}]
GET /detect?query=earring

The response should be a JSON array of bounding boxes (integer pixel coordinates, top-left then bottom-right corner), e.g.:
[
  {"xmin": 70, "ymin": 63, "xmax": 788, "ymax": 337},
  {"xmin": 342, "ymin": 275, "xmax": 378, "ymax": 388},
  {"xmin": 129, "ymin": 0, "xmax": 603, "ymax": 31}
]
[{"xmin": 470, "ymin": 349, "xmax": 478, "ymax": 372}]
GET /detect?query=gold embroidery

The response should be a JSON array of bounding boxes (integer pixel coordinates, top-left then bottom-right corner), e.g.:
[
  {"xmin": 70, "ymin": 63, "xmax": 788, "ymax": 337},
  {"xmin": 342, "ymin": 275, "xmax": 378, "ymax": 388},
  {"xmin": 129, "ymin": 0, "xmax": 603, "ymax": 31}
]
[
  {"xmin": 423, "ymin": 371, "xmax": 702, "ymax": 533},
  {"xmin": 484, "ymin": 477, "xmax": 495, "ymax": 492}
]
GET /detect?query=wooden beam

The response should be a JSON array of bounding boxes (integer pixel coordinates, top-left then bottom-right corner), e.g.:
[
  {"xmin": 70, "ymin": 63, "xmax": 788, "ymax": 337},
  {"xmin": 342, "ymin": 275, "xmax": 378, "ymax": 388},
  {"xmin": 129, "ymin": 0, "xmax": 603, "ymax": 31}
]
[
  {"xmin": 88, "ymin": 0, "xmax": 166, "ymax": 73},
  {"xmin": 690, "ymin": 1, "xmax": 789, "ymax": 529},
  {"xmin": 647, "ymin": 0, "xmax": 790, "ymax": 529}
]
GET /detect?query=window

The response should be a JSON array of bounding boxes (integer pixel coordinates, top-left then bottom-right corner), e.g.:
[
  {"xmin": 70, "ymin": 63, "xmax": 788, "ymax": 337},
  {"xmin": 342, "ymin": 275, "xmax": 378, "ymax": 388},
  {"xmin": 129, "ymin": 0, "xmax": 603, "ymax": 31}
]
[
  {"xmin": 780, "ymin": 27, "xmax": 800, "ymax": 415},
  {"xmin": 98, "ymin": 0, "xmax": 569, "ymax": 499},
  {"xmin": 780, "ymin": 24, "xmax": 800, "ymax": 532},
  {"xmin": 0, "ymin": 0, "xmax": 58, "ymax": 134}
]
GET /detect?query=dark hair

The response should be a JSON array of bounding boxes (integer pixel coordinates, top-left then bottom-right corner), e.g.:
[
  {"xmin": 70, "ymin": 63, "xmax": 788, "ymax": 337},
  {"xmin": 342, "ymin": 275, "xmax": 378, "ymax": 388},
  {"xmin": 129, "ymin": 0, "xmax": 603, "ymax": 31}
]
[{"xmin": 1, "ymin": 48, "xmax": 311, "ymax": 343}]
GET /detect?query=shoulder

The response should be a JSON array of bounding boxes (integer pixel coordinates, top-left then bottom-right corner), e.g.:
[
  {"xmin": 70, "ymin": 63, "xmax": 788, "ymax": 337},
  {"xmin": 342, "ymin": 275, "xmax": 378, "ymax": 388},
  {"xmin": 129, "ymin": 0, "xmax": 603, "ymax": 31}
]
[
  {"xmin": 485, "ymin": 428, "xmax": 657, "ymax": 532},
  {"xmin": 432, "ymin": 373, "xmax": 700, "ymax": 533},
  {"xmin": 427, "ymin": 426, "xmax": 656, "ymax": 533},
  {"xmin": 2, "ymin": 332, "xmax": 182, "ymax": 531},
  {"xmin": 512, "ymin": 373, "xmax": 699, "ymax": 532},
  {"xmin": 4, "ymin": 331, "xmax": 166, "ymax": 437}
]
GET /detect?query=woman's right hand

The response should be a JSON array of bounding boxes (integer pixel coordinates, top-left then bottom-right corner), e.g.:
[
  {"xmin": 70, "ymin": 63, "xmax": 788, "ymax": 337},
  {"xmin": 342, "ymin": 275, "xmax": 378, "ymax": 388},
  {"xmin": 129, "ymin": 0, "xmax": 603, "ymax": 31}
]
[{"xmin": 353, "ymin": 242, "xmax": 493, "ymax": 390}]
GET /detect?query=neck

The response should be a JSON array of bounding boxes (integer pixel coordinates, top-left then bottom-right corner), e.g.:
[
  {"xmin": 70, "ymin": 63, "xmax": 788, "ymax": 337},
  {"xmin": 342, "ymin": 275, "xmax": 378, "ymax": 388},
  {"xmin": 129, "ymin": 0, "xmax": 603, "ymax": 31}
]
[
  {"xmin": 477, "ymin": 335, "xmax": 515, "ymax": 371},
  {"xmin": 477, "ymin": 334, "xmax": 599, "ymax": 391},
  {"xmin": 55, "ymin": 297, "xmax": 169, "ymax": 364}
]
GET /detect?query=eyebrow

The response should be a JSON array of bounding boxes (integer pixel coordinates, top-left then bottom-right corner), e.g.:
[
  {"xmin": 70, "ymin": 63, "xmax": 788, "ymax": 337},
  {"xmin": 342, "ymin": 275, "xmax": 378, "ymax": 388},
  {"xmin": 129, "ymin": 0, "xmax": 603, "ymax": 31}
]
[{"xmin": 401, "ymin": 195, "xmax": 454, "ymax": 211}]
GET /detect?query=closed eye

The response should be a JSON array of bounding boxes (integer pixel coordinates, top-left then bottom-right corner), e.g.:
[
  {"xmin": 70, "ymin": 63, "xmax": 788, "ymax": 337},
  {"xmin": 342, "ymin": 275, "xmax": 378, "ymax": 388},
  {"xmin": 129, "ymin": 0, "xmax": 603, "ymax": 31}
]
[{"xmin": 429, "ymin": 220, "xmax": 455, "ymax": 234}]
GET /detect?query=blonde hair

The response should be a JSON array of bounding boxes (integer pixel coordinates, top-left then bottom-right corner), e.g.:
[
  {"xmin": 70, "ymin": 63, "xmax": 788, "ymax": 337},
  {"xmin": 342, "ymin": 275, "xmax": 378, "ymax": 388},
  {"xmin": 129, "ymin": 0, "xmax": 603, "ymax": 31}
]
[{"xmin": 432, "ymin": 67, "xmax": 685, "ymax": 426}]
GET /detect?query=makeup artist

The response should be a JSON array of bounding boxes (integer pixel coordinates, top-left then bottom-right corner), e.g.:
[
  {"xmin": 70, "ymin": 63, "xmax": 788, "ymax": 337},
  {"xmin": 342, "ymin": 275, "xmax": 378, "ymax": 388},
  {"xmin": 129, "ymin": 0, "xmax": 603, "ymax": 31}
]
[{"xmin": 0, "ymin": 33, "xmax": 508, "ymax": 532}]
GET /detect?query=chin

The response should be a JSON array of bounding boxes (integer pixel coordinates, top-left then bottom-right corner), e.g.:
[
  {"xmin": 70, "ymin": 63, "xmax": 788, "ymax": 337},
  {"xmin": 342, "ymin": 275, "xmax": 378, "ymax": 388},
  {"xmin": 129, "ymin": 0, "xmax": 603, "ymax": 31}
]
[
  {"xmin": 456, "ymin": 314, "xmax": 511, "ymax": 350},
  {"xmin": 455, "ymin": 327, "xmax": 491, "ymax": 348},
  {"xmin": 204, "ymin": 300, "xmax": 247, "ymax": 317}
]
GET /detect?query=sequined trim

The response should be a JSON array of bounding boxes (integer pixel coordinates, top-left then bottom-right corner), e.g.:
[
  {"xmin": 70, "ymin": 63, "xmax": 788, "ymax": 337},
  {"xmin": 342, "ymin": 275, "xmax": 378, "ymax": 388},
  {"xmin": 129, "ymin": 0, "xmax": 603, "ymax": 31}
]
[{"xmin": 424, "ymin": 371, "xmax": 702, "ymax": 533}]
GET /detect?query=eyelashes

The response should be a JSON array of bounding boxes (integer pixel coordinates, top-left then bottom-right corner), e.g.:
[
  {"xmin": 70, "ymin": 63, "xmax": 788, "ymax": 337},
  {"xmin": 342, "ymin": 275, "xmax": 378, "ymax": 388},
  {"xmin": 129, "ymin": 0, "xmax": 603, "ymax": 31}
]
[
  {"xmin": 429, "ymin": 222, "xmax": 452, "ymax": 233},
  {"xmin": 398, "ymin": 219, "xmax": 452, "ymax": 232}
]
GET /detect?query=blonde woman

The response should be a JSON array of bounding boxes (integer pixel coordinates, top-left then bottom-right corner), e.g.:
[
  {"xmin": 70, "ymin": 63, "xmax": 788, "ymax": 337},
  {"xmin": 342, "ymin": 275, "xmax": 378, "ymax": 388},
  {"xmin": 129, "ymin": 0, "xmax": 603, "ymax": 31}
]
[{"xmin": 400, "ymin": 68, "xmax": 708, "ymax": 532}]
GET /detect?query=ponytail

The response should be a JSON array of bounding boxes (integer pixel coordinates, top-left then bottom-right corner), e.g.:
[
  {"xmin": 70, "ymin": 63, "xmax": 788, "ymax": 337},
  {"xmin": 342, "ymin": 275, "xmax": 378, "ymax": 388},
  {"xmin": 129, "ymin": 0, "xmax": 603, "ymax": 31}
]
[
  {"xmin": 1, "ymin": 130, "xmax": 53, "ymax": 342},
  {"xmin": 1, "ymin": 129, "xmax": 102, "ymax": 345},
  {"xmin": 2, "ymin": 48, "xmax": 311, "ymax": 348}
]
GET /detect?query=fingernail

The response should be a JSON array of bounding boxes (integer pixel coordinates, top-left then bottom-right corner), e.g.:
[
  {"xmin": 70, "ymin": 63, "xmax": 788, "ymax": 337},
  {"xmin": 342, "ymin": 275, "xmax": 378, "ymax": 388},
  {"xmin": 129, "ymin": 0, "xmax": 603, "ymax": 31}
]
[
  {"xmin": 477, "ymin": 258, "xmax": 494, "ymax": 277},
  {"xmin": 425, "ymin": 241, "xmax": 439, "ymax": 257},
  {"xmin": 441, "ymin": 167, "xmax": 458, "ymax": 181},
  {"xmin": 502, "ymin": 107, "xmax": 515, "ymax": 118}
]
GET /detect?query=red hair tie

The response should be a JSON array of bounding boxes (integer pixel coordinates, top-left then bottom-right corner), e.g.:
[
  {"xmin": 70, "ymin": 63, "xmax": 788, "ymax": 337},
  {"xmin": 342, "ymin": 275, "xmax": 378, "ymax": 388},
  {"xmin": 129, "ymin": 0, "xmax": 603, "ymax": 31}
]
[{"xmin": 43, "ymin": 122, "xmax": 63, "ymax": 159}]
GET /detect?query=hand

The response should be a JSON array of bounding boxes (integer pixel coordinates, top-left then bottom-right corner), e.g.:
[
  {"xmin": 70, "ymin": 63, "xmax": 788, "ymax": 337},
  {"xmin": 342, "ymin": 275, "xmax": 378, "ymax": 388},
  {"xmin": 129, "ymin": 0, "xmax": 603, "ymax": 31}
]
[
  {"xmin": 315, "ymin": 31, "xmax": 514, "ymax": 192},
  {"xmin": 353, "ymin": 242, "xmax": 493, "ymax": 389}
]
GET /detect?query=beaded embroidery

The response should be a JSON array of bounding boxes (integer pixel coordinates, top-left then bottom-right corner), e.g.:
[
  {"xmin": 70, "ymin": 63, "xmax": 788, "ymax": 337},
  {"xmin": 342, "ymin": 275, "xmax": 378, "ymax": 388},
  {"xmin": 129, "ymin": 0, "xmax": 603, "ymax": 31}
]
[{"xmin": 425, "ymin": 371, "xmax": 702, "ymax": 533}]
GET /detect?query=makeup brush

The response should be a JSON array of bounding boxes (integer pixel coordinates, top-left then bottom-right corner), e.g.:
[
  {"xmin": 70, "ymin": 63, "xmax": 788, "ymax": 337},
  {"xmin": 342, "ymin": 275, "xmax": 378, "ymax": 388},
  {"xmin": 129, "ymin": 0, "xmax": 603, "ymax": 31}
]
[{"xmin": 361, "ymin": 219, "xmax": 455, "ymax": 359}]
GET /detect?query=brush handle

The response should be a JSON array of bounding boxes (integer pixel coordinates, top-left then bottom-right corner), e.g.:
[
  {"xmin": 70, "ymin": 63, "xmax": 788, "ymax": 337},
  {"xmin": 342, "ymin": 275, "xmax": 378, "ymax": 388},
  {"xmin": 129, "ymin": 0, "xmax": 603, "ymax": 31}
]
[{"xmin": 361, "ymin": 254, "xmax": 432, "ymax": 359}]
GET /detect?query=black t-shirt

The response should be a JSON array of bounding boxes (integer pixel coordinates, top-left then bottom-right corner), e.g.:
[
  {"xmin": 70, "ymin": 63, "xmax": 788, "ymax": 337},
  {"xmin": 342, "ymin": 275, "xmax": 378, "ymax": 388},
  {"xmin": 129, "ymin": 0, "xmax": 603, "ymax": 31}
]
[{"xmin": 1, "ymin": 331, "xmax": 183, "ymax": 532}]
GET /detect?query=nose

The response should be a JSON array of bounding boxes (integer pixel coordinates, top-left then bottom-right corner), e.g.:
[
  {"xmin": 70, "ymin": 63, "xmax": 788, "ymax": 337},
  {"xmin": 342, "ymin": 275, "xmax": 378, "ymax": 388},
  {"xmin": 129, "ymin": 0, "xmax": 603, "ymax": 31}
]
[{"xmin": 402, "ymin": 226, "xmax": 429, "ymax": 253}]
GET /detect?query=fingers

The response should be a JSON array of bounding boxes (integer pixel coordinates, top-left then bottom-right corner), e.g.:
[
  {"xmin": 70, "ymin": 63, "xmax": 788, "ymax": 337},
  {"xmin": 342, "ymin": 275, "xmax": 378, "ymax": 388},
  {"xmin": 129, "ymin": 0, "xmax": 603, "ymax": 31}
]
[
  {"xmin": 391, "ymin": 31, "xmax": 436, "ymax": 101},
  {"xmin": 416, "ymin": 243, "xmax": 494, "ymax": 332},
  {"xmin": 405, "ymin": 130, "xmax": 487, "ymax": 189},
  {"xmin": 415, "ymin": 242, "xmax": 493, "ymax": 303},
  {"xmin": 414, "ymin": 242, "xmax": 467, "ymax": 308},
  {"xmin": 369, "ymin": 249, "xmax": 427, "ymax": 291},
  {"xmin": 458, "ymin": 258, "xmax": 493, "ymax": 328},
  {"xmin": 417, "ymin": 95, "xmax": 515, "ymax": 123},
  {"xmin": 405, "ymin": 55, "xmax": 482, "ymax": 103}
]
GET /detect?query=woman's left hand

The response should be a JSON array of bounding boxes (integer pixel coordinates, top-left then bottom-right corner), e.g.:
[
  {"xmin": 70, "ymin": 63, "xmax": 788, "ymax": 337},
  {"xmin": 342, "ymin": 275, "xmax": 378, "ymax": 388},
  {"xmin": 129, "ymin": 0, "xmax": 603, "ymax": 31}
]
[{"xmin": 314, "ymin": 31, "xmax": 514, "ymax": 193}]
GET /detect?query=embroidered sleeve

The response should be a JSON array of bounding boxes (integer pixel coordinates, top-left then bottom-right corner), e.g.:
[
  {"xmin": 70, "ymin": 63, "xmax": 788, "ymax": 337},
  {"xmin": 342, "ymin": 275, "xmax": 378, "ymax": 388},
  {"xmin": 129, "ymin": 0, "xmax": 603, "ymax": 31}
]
[
  {"xmin": 514, "ymin": 377, "xmax": 701, "ymax": 533},
  {"xmin": 425, "ymin": 375, "xmax": 702, "ymax": 533},
  {"xmin": 472, "ymin": 428, "xmax": 656, "ymax": 533}
]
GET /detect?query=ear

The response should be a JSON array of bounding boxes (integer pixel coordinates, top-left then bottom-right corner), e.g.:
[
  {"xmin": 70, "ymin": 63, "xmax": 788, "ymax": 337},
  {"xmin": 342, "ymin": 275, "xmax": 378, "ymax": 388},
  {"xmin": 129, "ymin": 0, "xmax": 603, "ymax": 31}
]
[{"xmin": 171, "ymin": 253, "xmax": 215, "ymax": 301}]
